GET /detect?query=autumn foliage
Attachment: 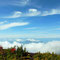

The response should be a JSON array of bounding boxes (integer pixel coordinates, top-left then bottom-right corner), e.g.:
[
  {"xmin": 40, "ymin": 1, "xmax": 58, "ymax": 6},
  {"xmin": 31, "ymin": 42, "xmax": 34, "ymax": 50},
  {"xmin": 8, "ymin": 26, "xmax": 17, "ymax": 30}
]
[{"xmin": 0, "ymin": 46, "xmax": 60, "ymax": 60}]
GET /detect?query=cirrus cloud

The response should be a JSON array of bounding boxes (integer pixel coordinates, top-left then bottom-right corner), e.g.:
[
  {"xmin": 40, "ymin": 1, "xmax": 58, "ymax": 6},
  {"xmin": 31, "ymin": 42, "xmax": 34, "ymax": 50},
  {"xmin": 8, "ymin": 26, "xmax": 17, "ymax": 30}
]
[
  {"xmin": 0, "ymin": 0, "xmax": 30, "ymax": 7},
  {"xmin": 0, "ymin": 22, "xmax": 29, "ymax": 30},
  {"xmin": 25, "ymin": 9, "xmax": 41, "ymax": 16},
  {"xmin": 3, "ymin": 9, "xmax": 60, "ymax": 18},
  {"xmin": 0, "ymin": 21, "xmax": 7, "ymax": 24},
  {"xmin": 3, "ymin": 9, "xmax": 41, "ymax": 18},
  {"xmin": 41, "ymin": 9, "xmax": 60, "ymax": 16},
  {"xmin": 4, "ymin": 11, "xmax": 22, "ymax": 18}
]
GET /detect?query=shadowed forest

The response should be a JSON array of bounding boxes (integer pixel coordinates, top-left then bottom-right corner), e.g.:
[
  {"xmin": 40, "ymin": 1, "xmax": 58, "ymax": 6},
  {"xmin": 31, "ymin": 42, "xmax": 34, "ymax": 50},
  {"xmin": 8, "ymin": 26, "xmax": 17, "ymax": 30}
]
[{"xmin": 0, "ymin": 46, "xmax": 60, "ymax": 60}]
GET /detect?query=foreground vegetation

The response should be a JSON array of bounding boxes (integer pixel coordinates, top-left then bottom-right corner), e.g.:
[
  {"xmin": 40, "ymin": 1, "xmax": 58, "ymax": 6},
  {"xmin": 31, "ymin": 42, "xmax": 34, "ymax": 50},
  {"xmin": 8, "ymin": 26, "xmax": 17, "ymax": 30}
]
[{"xmin": 0, "ymin": 46, "xmax": 60, "ymax": 60}]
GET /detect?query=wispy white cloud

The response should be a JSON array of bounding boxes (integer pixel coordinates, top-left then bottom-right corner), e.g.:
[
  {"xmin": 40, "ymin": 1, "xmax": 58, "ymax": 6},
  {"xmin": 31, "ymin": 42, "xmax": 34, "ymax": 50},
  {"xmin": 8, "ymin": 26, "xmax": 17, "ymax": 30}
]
[
  {"xmin": 0, "ymin": 0, "xmax": 30, "ymax": 6},
  {"xmin": 26, "ymin": 9, "xmax": 60, "ymax": 16},
  {"xmin": 16, "ymin": 38, "xmax": 39, "ymax": 42},
  {"xmin": 3, "ymin": 9, "xmax": 60, "ymax": 18},
  {"xmin": 11, "ymin": 0, "xmax": 30, "ymax": 6},
  {"xmin": 25, "ymin": 27, "xmax": 38, "ymax": 29},
  {"xmin": 0, "ymin": 34, "xmax": 60, "ymax": 38},
  {"xmin": 54, "ymin": 28, "xmax": 60, "ymax": 30},
  {"xmin": 25, "ymin": 9, "xmax": 41, "ymax": 16},
  {"xmin": 4, "ymin": 9, "xmax": 40, "ymax": 18},
  {"xmin": 0, "ymin": 21, "xmax": 7, "ymax": 24},
  {"xmin": 41, "ymin": 9, "xmax": 60, "ymax": 16},
  {"xmin": 4, "ymin": 11, "xmax": 22, "ymax": 18},
  {"xmin": 27, "ymin": 38, "xmax": 39, "ymax": 42},
  {"xmin": 0, "ymin": 22, "xmax": 29, "ymax": 30}
]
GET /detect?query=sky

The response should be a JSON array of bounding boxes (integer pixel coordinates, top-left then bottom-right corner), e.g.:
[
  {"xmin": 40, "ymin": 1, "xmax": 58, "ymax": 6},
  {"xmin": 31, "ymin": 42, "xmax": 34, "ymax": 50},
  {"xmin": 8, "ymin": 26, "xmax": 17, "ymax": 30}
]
[
  {"xmin": 0, "ymin": 0, "xmax": 60, "ymax": 38},
  {"xmin": 0, "ymin": 0, "xmax": 60, "ymax": 53}
]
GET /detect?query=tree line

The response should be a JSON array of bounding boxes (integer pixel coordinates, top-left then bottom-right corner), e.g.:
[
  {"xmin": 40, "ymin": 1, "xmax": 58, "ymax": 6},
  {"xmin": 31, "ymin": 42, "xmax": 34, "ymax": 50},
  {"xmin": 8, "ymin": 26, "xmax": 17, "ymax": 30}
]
[{"xmin": 0, "ymin": 46, "xmax": 60, "ymax": 60}]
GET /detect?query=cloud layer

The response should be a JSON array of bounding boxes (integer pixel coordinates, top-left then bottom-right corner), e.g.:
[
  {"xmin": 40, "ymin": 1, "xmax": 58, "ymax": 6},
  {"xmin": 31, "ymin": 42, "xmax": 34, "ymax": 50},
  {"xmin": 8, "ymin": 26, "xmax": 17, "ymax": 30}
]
[
  {"xmin": 0, "ymin": 40, "xmax": 60, "ymax": 54},
  {"xmin": 24, "ymin": 41, "xmax": 60, "ymax": 54}
]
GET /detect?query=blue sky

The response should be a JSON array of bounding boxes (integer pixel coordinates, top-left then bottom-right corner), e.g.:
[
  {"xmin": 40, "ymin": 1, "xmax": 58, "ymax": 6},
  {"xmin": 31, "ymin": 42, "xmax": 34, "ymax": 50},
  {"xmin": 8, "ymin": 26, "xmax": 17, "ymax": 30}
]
[{"xmin": 0, "ymin": 0, "xmax": 60, "ymax": 38}]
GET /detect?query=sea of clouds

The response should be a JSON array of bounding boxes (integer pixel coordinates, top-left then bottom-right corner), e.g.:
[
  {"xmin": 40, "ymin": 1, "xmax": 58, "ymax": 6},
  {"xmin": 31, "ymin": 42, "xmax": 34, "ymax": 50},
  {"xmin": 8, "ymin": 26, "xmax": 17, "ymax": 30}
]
[{"xmin": 0, "ymin": 38, "xmax": 60, "ymax": 54}]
